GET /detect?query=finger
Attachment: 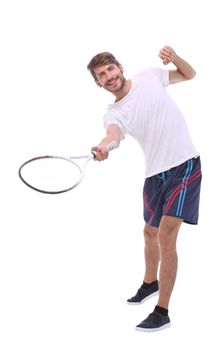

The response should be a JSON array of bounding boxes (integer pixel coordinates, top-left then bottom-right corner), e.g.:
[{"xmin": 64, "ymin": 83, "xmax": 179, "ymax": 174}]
[
  {"xmin": 160, "ymin": 46, "xmax": 173, "ymax": 57},
  {"xmin": 94, "ymin": 153, "xmax": 103, "ymax": 161},
  {"xmin": 160, "ymin": 46, "xmax": 172, "ymax": 54},
  {"xmin": 95, "ymin": 149, "xmax": 108, "ymax": 161},
  {"xmin": 163, "ymin": 58, "xmax": 172, "ymax": 65},
  {"xmin": 159, "ymin": 50, "xmax": 170, "ymax": 59},
  {"xmin": 159, "ymin": 52, "xmax": 172, "ymax": 64},
  {"xmin": 98, "ymin": 145, "xmax": 109, "ymax": 156},
  {"xmin": 91, "ymin": 146, "xmax": 99, "ymax": 153}
]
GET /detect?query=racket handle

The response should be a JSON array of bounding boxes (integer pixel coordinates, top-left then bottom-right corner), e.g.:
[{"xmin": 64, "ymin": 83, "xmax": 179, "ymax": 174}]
[
  {"xmin": 105, "ymin": 140, "xmax": 119, "ymax": 151},
  {"xmin": 91, "ymin": 151, "xmax": 97, "ymax": 158}
]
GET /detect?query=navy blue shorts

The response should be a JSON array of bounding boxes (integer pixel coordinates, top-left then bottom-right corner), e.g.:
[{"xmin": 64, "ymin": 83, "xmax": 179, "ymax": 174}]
[{"xmin": 143, "ymin": 157, "xmax": 202, "ymax": 227}]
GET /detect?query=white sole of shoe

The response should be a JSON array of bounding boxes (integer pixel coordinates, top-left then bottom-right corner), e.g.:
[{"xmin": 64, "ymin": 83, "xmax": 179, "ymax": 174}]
[
  {"xmin": 135, "ymin": 322, "xmax": 171, "ymax": 332},
  {"xmin": 127, "ymin": 290, "xmax": 159, "ymax": 305}
]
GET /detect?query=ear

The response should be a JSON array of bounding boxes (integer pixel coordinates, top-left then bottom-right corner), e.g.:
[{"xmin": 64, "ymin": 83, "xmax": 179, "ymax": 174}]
[{"xmin": 95, "ymin": 79, "xmax": 102, "ymax": 88}]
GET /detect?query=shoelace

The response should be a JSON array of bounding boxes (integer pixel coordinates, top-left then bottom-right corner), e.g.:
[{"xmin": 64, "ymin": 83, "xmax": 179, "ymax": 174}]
[
  {"xmin": 137, "ymin": 287, "xmax": 145, "ymax": 298},
  {"xmin": 145, "ymin": 312, "xmax": 162, "ymax": 325}
]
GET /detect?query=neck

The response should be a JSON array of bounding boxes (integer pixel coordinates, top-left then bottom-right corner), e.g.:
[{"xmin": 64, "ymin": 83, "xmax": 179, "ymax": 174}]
[{"xmin": 114, "ymin": 79, "xmax": 131, "ymax": 102}]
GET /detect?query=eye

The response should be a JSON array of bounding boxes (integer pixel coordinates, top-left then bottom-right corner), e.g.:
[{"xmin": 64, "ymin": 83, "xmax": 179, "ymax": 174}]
[
  {"xmin": 98, "ymin": 72, "xmax": 105, "ymax": 79},
  {"xmin": 108, "ymin": 65, "xmax": 115, "ymax": 71}
]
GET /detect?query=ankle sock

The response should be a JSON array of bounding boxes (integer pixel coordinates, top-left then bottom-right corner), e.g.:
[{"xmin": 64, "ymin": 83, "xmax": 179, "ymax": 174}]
[
  {"xmin": 154, "ymin": 305, "xmax": 168, "ymax": 316},
  {"xmin": 142, "ymin": 280, "xmax": 158, "ymax": 289}
]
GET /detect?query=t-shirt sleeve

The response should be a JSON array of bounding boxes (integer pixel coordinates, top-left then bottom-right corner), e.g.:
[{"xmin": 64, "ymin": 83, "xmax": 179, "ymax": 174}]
[
  {"xmin": 103, "ymin": 114, "xmax": 127, "ymax": 136},
  {"xmin": 149, "ymin": 67, "xmax": 169, "ymax": 87}
]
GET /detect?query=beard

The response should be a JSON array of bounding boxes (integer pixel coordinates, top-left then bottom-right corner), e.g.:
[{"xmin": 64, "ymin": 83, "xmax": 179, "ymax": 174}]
[{"xmin": 104, "ymin": 74, "xmax": 126, "ymax": 94}]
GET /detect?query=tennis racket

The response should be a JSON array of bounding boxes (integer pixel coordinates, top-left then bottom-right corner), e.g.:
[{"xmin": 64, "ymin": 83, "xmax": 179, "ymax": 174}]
[{"xmin": 18, "ymin": 153, "xmax": 95, "ymax": 194}]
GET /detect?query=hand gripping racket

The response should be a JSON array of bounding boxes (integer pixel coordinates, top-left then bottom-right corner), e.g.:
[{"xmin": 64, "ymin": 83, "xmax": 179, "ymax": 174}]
[
  {"xmin": 18, "ymin": 141, "xmax": 119, "ymax": 194},
  {"xmin": 18, "ymin": 153, "xmax": 95, "ymax": 194}
]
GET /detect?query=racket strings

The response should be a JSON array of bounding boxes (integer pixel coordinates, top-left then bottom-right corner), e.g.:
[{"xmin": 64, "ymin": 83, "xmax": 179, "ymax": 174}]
[{"xmin": 19, "ymin": 157, "xmax": 83, "ymax": 194}]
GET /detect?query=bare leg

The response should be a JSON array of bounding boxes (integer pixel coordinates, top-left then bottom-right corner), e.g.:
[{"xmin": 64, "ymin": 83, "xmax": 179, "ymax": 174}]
[
  {"xmin": 143, "ymin": 223, "xmax": 159, "ymax": 283},
  {"xmin": 157, "ymin": 215, "xmax": 183, "ymax": 309}
]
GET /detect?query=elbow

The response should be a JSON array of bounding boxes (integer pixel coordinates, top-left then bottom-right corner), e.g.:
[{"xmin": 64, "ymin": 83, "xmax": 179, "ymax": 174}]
[{"xmin": 189, "ymin": 70, "xmax": 196, "ymax": 80}]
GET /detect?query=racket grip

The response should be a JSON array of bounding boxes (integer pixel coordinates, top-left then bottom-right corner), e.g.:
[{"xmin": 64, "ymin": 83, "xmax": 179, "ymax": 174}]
[
  {"xmin": 105, "ymin": 140, "xmax": 119, "ymax": 151},
  {"xmin": 91, "ymin": 151, "xmax": 97, "ymax": 158}
]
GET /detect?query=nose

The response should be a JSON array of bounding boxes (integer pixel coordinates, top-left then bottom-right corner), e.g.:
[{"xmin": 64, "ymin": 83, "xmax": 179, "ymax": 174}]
[{"xmin": 105, "ymin": 70, "xmax": 113, "ymax": 81}]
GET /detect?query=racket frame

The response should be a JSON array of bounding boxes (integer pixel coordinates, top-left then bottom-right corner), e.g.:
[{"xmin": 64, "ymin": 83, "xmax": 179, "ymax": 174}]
[{"xmin": 18, "ymin": 153, "xmax": 95, "ymax": 194}]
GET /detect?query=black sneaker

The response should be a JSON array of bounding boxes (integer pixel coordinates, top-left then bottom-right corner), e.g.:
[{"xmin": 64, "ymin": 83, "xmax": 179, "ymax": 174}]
[
  {"xmin": 136, "ymin": 310, "xmax": 171, "ymax": 332},
  {"xmin": 127, "ymin": 281, "xmax": 159, "ymax": 304}
]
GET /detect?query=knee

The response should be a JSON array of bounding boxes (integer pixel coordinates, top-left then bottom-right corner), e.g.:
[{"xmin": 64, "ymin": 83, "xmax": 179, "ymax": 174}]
[
  {"xmin": 158, "ymin": 216, "xmax": 182, "ymax": 247},
  {"xmin": 158, "ymin": 229, "xmax": 173, "ymax": 249},
  {"xmin": 144, "ymin": 224, "xmax": 158, "ymax": 242},
  {"xmin": 158, "ymin": 226, "xmax": 179, "ymax": 250}
]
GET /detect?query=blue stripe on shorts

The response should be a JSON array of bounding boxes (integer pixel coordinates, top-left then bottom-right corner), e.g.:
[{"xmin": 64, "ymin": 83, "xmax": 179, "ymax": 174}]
[{"xmin": 143, "ymin": 157, "xmax": 202, "ymax": 227}]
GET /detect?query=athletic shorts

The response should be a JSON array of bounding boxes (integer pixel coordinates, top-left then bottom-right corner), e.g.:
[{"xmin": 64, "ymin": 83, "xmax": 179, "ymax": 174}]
[{"xmin": 143, "ymin": 157, "xmax": 202, "ymax": 227}]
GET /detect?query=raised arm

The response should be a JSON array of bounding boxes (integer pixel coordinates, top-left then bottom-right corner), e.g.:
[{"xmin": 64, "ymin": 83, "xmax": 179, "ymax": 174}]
[
  {"xmin": 92, "ymin": 124, "xmax": 123, "ymax": 161},
  {"xmin": 158, "ymin": 46, "xmax": 196, "ymax": 84}
]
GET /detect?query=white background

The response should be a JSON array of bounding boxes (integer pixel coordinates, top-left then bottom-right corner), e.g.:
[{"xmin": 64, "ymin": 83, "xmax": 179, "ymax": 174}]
[{"xmin": 0, "ymin": 0, "xmax": 215, "ymax": 349}]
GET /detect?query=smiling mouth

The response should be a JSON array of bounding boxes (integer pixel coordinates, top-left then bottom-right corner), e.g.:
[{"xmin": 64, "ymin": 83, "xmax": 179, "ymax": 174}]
[{"xmin": 107, "ymin": 78, "xmax": 118, "ymax": 86}]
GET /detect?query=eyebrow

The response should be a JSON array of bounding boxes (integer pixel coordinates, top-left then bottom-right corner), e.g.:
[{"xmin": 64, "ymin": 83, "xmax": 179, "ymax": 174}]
[{"xmin": 97, "ymin": 64, "xmax": 115, "ymax": 77}]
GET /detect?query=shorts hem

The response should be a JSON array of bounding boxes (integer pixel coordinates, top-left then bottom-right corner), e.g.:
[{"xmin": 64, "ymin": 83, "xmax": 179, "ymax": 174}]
[
  {"xmin": 145, "ymin": 214, "xmax": 199, "ymax": 228},
  {"xmin": 162, "ymin": 214, "xmax": 198, "ymax": 225}
]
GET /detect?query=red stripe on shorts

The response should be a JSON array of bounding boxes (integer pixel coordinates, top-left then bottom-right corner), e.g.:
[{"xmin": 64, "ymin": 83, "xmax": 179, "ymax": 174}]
[
  {"xmin": 164, "ymin": 170, "xmax": 202, "ymax": 214},
  {"xmin": 143, "ymin": 191, "xmax": 154, "ymax": 224}
]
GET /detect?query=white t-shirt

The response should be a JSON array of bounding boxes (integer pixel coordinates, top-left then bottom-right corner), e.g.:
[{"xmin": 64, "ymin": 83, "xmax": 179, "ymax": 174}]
[{"xmin": 103, "ymin": 68, "xmax": 199, "ymax": 178}]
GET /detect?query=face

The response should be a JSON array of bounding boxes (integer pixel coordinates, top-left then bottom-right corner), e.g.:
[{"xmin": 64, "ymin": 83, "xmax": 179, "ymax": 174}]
[{"xmin": 94, "ymin": 63, "xmax": 126, "ymax": 94}]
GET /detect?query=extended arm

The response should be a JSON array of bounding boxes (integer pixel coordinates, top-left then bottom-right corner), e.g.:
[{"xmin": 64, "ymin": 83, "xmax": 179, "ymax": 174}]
[
  {"xmin": 92, "ymin": 124, "xmax": 123, "ymax": 161},
  {"xmin": 159, "ymin": 46, "xmax": 196, "ymax": 84}
]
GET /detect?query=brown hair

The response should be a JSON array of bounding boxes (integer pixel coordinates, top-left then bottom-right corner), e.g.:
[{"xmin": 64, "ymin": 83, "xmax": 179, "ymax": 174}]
[{"xmin": 87, "ymin": 52, "xmax": 121, "ymax": 81}]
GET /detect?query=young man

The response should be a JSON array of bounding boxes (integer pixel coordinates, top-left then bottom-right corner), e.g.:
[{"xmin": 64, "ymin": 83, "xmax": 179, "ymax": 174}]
[{"xmin": 87, "ymin": 46, "xmax": 202, "ymax": 332}]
